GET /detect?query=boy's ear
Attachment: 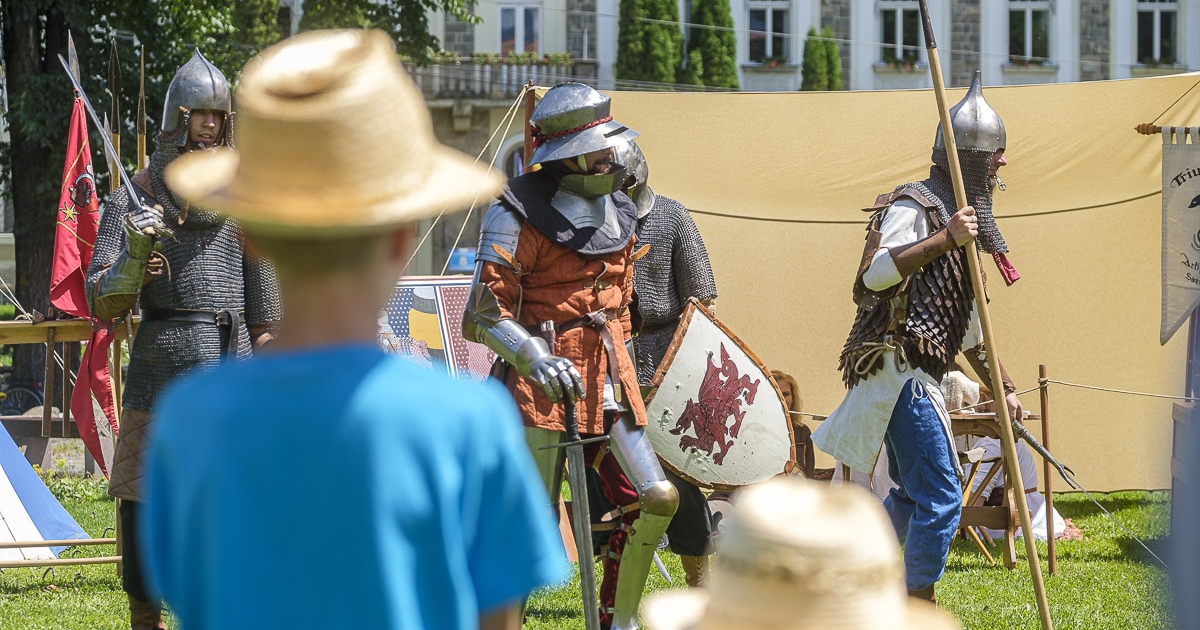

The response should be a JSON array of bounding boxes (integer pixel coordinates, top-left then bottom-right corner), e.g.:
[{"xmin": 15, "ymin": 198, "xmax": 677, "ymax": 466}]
[
  {"xmin": 243, "ymin": 232, "xmax": 266, "ymax": 260},
  {"xmin": 389, "ymin": 226, "xmax": 415, "ymax": 264}
]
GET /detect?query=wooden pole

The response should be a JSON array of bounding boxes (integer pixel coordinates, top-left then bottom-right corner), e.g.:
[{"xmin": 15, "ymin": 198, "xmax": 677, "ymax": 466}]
[
  {"xmin": 136, "ymin": 45, "xmax": 147, "ymax": 172},
  {"xmin": 41, "ymin": 328, "xmax": 56, "ymax": 438},
  {"xmin": 915, "ymin": 4, "xmax": 1053, "ymax": 628},
  {"xmin": 522, "ymin": 80, "xmax": 536, "ymax": 168},
  {"xmin": 1040, "ymin": 364, "xmax": 1056, "ymax": 575},
  {"xmin": 61, "ymin": 342, "xmax": 73, "ymax": 438}
]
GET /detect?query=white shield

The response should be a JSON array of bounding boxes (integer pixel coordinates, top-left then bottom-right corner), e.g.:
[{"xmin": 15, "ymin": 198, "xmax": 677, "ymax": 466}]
[{"xmin": 644, "ymin": 299, "xmax": 794, "ymax": 490}]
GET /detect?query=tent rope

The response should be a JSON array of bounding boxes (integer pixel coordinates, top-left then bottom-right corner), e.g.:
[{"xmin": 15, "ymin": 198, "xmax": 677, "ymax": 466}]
[{"xmin": 403, "ymin": 86, "xmax": 530, "ymax": 275}]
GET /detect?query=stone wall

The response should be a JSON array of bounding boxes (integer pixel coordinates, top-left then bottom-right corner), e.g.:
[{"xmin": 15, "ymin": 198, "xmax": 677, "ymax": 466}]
[
  {"xmin": 821, "ymin": 0, "xmax": 852, "ymax": 89},
  {"xmin": 1079, "ymin": 0, "xmax": 1110, "ymax": 81},
  {"xmin": 950, "ymin": 0, "xmax": 981, "ymax": 87},
  {"xmin": 444, "ymin": 12, "xmax": 476, "ymax": 56},
  {"xmin": 567, "ymin": 0, "xmax": 598, "ymax": 59}
]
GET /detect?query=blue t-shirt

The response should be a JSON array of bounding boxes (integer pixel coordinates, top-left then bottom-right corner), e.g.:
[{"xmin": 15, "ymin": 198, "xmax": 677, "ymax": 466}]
[{"xmin": 141, "ymin": 344, "xmax": 569, "ymax": 630}]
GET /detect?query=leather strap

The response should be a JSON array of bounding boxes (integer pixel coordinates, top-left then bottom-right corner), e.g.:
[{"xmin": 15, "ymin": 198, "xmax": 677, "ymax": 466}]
[
  {"xmin": 142, "ymin": 308, "xmax": 243, "ymax": 358},
  {"xmin": 523, "ymin": 307, "xmax": 629, "ymax": 403}
]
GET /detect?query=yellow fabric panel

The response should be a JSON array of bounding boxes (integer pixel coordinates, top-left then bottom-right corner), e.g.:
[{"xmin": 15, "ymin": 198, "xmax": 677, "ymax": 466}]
[
  {"xmin": 408, "ymin": 309, "xmax": 445, "ymax": 351},
  {"xmin": 607, "ymin": 73, "xmax": 1200, "ymax": 491}
]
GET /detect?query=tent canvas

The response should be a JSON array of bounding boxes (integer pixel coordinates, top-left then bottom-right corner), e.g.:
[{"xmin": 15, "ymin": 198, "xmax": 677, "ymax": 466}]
[
  {"xmin": 0, "ymin": 426, "xmax": 89, "ymax": 561},
  {"xmin": 607, "ymin": 73, "xmax": 1200, "ymax": 491}
]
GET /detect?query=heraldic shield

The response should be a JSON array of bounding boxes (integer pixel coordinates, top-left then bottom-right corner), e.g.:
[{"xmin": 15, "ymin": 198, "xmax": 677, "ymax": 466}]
[{"xmin": 643, "ymin": 298, "xmax": 795, "ymax": 490}]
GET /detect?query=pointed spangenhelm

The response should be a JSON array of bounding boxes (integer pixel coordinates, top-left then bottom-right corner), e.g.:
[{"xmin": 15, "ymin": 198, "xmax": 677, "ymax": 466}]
[
  {"xmin": 159, "ymin": 49, "xmax": 233, "ymax": 148},
  {"xmin": 933, "ymin": 71, "xmax": 1005, "ymax": 153},
  {"xmin": 614, "ymin": 140, "xmax": 656, "ymax": 218},
  {"xmin": 528, "ymin": 82, "xmax": 639, "ymax": 167}
]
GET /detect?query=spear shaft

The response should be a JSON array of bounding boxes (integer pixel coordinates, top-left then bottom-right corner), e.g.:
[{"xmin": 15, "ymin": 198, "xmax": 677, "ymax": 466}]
[
  {"xmin": 913, "ymin": 4, "xmax": 1053, "ymax": 629},
  {"xmin": 137, "ymin": 45, "xmax": 147, "ymax": 172},
  {"xmin": 108, "ymin": 39, "xmax": 121, "ymax": 195}
]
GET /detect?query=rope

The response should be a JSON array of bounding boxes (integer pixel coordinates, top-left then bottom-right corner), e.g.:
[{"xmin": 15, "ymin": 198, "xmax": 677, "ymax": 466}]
[
  {"xmin": 1151, "ymin": 74, "xmax": 1200, "ymax": 125},
  {"xmin": 1039, "ymin": 378, "xmax": 1197, "ymax": 402},
  {"xmin": 686, "ymin": 190, "xmax": 1160, "ymax": 225},
  {"xmin": 403, "ymin": 86, "xmax": 529, "ymax": 274},
  {"xmin": 439, "ymin": 84, "xmax": 528, "ymax": 275}
]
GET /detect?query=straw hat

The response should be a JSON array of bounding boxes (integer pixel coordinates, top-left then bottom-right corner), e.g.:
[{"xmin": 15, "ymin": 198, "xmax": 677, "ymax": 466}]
[
  {"xmin": 642, "ymin": 478, "xmax": 961, "ymax": 630},
  {"xmin": 166, "ymin": 29, "xmax": 504, "ymax": 237}
]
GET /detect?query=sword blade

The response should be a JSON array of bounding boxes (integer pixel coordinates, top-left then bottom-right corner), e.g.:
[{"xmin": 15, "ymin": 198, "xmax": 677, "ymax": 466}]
[
  {"xmin": 1011, "ymin": 421, "xmax": 1169, "ymax": 570},
  {"xmin": 565, "ymin": 446, "xmax": 602, "ymax": 630},
  {"xmin": 57, "ymin": 55, "xmax": 138, "ymax": 198}
]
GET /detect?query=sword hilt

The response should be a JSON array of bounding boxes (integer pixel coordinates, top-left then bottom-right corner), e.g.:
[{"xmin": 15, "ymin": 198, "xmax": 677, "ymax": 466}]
[{"xmin": 564, "ymin": 398, "xmax": 582, "ymax": 442}]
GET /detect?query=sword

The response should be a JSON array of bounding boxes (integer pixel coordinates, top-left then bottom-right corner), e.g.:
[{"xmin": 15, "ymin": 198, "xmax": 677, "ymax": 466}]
[
  {"xmin": 1010, "ymin": 421, "xmax": 1170, "ymax": 570},
  {"xmin": 57, "ymin": 53, "xmax": 172, "ymax": 242},
  {"xmin": 536, "ymin": 321, "xmax": 604, "ymax": 630}
]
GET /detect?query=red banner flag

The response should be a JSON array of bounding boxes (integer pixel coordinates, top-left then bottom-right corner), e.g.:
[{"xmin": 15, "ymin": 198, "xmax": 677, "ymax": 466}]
[
  {"xmin": 53, "ymin": 97, "xmax": 119, "ymax": 476},
  {"xmin": 50, "ymin": 97, "xmax": 99, "ymax": 318}
]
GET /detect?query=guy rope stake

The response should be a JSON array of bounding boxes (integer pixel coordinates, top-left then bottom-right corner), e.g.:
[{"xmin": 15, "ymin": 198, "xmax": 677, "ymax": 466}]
[{"xmin": 914, "ymin": 3, "xmax": 1054, "ymax": 629}]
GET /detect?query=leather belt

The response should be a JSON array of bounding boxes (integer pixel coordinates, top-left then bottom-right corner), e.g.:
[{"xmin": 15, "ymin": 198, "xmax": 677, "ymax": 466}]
[
  {"xmin": 141, "ymin": 308, "xmax": 244, "ymax": 358},
  {"xmin": 526, "ymin": 307, "xmax": 628, "ymax": 403}
]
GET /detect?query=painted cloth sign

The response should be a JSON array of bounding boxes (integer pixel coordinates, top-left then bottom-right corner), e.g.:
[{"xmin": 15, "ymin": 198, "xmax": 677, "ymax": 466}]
[
  {"xmin": 1162, "ymin": 127, "xmax": 1200, "ymax": 345},
  {"xmin": 379, "ymin": 276, "xmax": 495, "ymax": 380}
]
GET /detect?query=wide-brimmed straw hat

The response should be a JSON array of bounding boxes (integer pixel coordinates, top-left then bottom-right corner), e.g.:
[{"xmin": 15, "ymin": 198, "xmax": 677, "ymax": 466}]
[
  {"xmin": 166, "ymin": 29, "xmax": 504, "ymax": 237},
  {"xmin": 642, "ymin": 478, "xmax": 961, "ymax": 630}
]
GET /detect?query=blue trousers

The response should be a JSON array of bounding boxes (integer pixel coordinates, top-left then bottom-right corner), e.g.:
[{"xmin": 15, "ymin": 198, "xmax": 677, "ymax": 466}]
[{"xmin": 882, "ymin": 379, "xmax": 962, "ymax": 591}]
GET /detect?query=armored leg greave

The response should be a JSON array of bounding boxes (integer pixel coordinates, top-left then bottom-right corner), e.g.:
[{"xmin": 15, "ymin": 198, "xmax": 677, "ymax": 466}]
[
  {"xmin": 524, "ymin": 426, "xmax": 566, "ymax": 510},
  {"xmin": 605, "ymin": 410, "xmax": 678, "ymax": 630}
]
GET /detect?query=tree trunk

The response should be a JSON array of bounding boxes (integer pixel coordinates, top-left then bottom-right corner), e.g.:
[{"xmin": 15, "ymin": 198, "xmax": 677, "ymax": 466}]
[{"xmin": 2, "ymin": 6, "xmax": 73, "ymax": 398}]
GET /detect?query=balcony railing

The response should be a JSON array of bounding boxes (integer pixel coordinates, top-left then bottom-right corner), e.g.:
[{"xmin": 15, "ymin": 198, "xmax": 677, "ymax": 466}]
[{"xmin": 403, "ymin": 58, "xmax": 599, "ymax": 101}]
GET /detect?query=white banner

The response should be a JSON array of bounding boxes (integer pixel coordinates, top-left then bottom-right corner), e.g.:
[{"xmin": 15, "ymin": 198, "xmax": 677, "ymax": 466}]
[{"xmin": 1161, "ymin": 127, "xmax": 1200, "ymax": 345}]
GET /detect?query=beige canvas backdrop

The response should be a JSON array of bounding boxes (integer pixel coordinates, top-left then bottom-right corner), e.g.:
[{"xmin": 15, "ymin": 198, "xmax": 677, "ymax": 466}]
[{"xmin": 607, "ymin": 73, "xmax": 1200, "ymax": 491}]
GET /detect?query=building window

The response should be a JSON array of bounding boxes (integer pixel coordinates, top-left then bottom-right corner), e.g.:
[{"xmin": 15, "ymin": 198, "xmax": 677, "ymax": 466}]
[
  {"xmin": 879, "ymin": 0, "xmax": 920, "ymax": 64},
  {"xmin": 1137, "ymin": 0, "xmax": 1177, "ymax": 65},
  {"xmin": 500, "ymin": 4, "xmax": 540, "ymax": 55},
  {"xmin": 1008, "ymin": 0, "xmax": 1049, "ymax": 63},
  {"xmin": 748, "ymin": 3, "xmax": 789, "ymax": 63}
]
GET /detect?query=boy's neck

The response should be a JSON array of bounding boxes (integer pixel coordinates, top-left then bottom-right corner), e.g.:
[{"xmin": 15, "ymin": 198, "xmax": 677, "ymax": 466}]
[{"xmin": 270, "ymin": 275, "xmax": 389, "ymax": 351}]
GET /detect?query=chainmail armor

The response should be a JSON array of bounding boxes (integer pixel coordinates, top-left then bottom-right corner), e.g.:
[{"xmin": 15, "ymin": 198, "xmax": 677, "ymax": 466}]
[
  {"xmin": 86, "ymin": 147, "xmax": 282, "ymax": 412},
  {"xmin": 633, "ymin": 194, "xmax": 717, "ymax": 384},
  {"xmin": 925, "ymin": 148, "xmax": 1008, "ymax": 255},
  {"xmin": 839, "ymin": 192, "xmax": 974, "ymax": 389}
]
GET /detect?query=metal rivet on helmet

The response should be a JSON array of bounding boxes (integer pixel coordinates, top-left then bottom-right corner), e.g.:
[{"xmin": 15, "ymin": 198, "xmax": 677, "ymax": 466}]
[{"xmin": 933, "ymin": 71, "xmax": 1005, "ymax": 154}]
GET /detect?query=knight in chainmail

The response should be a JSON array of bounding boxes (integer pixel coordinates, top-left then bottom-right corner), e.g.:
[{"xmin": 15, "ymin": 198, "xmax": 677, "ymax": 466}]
[
  {"xmin": 612, "ymin": 141, "xmax": 718, "ymax": 589},
  {"xmin": 812, "ymin": 72, "xmax": 1022, "ymax": 605},
  {"xmin": 84, "ymin": 50, "xmax": 281, "ymax": 630}
]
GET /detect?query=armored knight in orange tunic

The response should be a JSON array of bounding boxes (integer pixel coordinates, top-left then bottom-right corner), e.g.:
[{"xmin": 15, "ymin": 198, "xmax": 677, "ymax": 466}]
[{"xmin": 464, "ymin": 83, "xmax": 678, "ymax": 630}]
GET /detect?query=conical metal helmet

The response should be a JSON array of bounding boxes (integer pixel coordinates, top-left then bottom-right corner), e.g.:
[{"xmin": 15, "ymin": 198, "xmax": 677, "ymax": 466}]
[
  {"xmin": 933, "ymin": 71, "xmax": 1005, "ymax": 153},
  {"xmin": 614, "ymin": 140, "xmax": 656, "ymax": 218},
  {"xmin": 159, "ymin": 49, "xmax": 233, "ymax": 147},
  {"xmin": 528, "ymin": 82, "xmax": 638, "ymax": 167}
]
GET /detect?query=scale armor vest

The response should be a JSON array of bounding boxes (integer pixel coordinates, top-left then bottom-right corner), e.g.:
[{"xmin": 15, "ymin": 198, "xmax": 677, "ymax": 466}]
[
  {"xmin": 839, "ymin": 186, "xmax": 974, "ymax": 389},
  {"xmin": 89, "ymin": 149, "xmax": 282, "ymax": 411},
  {"xmin": 633, "ymin": 195, "xmax": 717, "ymax": 385}
]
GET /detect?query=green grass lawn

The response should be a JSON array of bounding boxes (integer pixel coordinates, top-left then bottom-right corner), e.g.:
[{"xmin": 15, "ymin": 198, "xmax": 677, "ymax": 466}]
[{"xmin": 0, "ymin": 481, "xmax": 1173, "ymax": 629}]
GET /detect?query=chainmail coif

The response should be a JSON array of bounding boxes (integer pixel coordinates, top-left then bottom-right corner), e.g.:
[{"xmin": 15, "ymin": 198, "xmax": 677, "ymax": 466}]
[{"xmin": 918, "ymin": 148, "xmax": 1008, "ymax": 255}]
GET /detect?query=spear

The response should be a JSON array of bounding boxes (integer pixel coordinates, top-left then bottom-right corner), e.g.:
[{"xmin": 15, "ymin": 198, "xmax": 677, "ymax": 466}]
[
  {"xmin": 137, "ymin": 45, "xmax": 147, "ymax": 172},
  {"xmin": 913, "ymin": 3, "xmax": 1053, "ymax": 629},
  {"xmin": 107, "ymin": 39, "xmax": 121, "ymax": 195}
]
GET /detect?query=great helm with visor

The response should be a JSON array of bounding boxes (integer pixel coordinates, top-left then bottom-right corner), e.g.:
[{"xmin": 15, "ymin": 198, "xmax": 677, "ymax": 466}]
[{"xmin": 528, "ymin": 82, "xmax": 639, "ymax": 167}]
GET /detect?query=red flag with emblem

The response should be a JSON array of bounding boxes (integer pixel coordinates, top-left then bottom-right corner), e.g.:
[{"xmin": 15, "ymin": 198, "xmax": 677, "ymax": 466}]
[
  {"xmin": 50, "ymin": 97, "xmax": 99, "ymax": 318},
  {"xmin": 52, "ymin": 96, "xmax": 118, "ymax": 476}
]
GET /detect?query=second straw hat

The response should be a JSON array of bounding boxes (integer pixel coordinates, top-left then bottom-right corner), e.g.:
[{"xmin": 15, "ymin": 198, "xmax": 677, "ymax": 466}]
[{"xmin": 167, "ymin": 29, "xmax": 504, "ymax": 237}]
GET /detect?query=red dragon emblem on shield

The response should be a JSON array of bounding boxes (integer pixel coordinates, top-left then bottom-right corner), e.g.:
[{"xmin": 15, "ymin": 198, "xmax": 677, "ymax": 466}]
[{"xmin": 669, "ymin": 342, "xmax": 760, "ymax": 465}]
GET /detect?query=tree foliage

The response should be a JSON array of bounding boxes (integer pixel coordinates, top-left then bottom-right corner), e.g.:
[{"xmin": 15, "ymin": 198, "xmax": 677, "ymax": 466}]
[
  {"xmin": 686, "ymin": 0, "xmax": 739, "ymax": 89},
  {"xmin": 301, "ymin": 0, "xmax": 479, "ymax": 63},
  {"xmin": 615, "ymin": 0, "xmax": 684, "ymax": 88},
  {"xmin": 680, "ymin": 48, "xmax": 705, "ymax": 87},
  {"xmin": 824, "ymin": 26, "xmax": 844, "ymax": 90},
  {"xmin": 800, "ymin": 27, "xmax": 828, "ymax": 91}
]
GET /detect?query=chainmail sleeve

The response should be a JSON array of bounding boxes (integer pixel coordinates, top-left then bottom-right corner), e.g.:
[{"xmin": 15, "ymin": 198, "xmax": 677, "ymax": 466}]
[
  {"xmin": 85, "ymin": 186, "xmax": 136, "ymax": 319},
  {"xmin": 243, "ymin": 246, "xmax": 282, "ymax": 345},
  {"xmin": 670, "ymin": 206, "xmax": 717, "ymax": 304}
]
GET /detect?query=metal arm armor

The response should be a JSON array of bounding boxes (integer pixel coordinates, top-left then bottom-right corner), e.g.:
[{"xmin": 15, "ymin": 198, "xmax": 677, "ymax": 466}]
[
  {"xmin": 475, "ymin": 202, "xmax": 522, "ymax": 266},
  {"xmin": 462, "ymin": 262, "xmax": 550, "ymax": 376}
]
